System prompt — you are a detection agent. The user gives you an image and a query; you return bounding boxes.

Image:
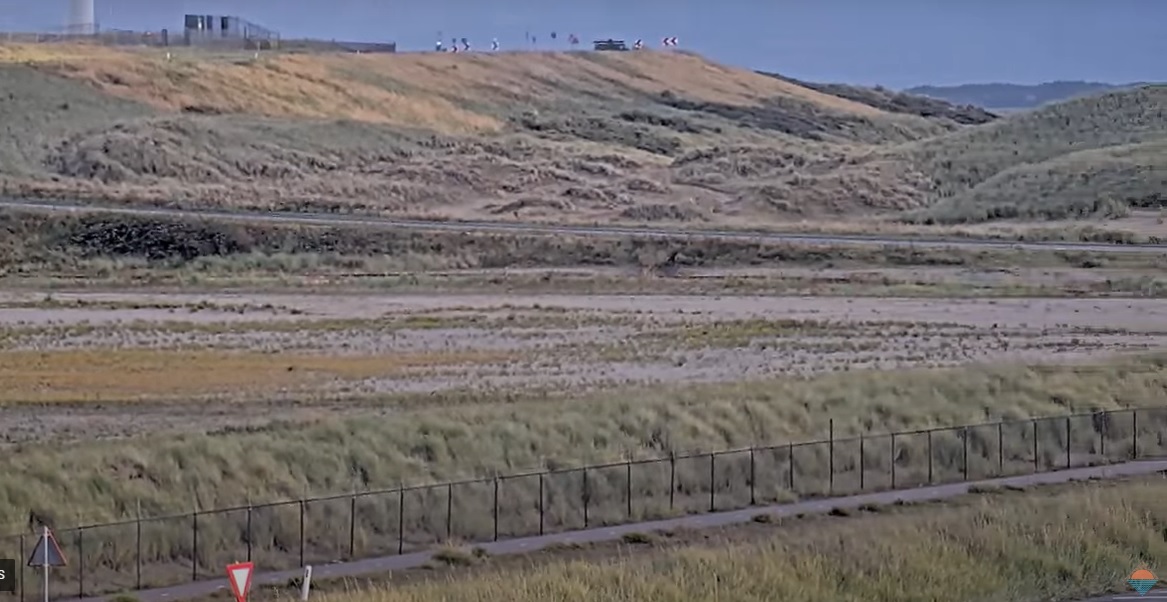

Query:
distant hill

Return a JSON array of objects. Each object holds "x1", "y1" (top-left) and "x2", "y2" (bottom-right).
[{"x1": 903, "y1": 81, "x2": 1148, "y2": 111}]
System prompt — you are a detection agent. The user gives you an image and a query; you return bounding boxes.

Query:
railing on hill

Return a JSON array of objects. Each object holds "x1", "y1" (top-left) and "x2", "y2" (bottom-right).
[
  {"x1": 1, "y1": 29, "x2": 172, "y2": 46},
  {"x1": 2, "y1": 406, "x2": 1164, "y2": 600},
  {"x1": 0, "y1": 30, "x2": 399, "y2": 53},
  {"x1": 0, "y1": 28, "x2": 276, "y2": 50}
]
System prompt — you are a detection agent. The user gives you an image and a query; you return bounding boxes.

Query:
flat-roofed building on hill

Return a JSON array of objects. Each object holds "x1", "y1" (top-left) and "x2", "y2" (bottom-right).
[{"x1": 182, "y1": 14, "x2": 279, "y2": 49}]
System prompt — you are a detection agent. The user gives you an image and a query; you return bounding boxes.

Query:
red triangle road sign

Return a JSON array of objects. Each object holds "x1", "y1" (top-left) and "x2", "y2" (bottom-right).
[{"x1": 226, "y1": 561, "x2": 254, "y2": 602}]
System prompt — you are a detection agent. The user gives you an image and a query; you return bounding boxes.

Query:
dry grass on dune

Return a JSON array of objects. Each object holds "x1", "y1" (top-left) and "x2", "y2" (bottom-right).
[
  {"x1": 0, "y1": 44, "x2": 891, "y2": 137},
  {"x1": 3, "y1": 42, "x2": 1164, "y2": 228},
  {"x1": 0, "y1": 43, "x2": 1010, "y2": 225},
  {"x1": 0, "y1": 45, "x2": 500, "y2": 135},
  {"x1": 0, "y1": 356, "x2": 1163, "y2": 596},
  {"x1": 592, "y1": 50, "x2": 887, "y2": 115},
  {"x1": 301, "y1": 477, "x2": 1167, "y2": 602},
  {"x1": 1, "y1": 356, "x2": 1164, "y2": 531}
]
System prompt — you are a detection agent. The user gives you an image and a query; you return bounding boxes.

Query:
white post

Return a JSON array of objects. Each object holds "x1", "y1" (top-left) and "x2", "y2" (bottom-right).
[
  {"x1": 300, "y1": 565, "x2": 312, "y2": 602},
  {"x1": 42, "y1": 526, "x2": 48, "y2": 602}
]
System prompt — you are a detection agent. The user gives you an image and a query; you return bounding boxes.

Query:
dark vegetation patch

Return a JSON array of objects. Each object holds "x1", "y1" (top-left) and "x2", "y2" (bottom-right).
[
  {"x1": 619, "y1": 203, "x2": 706, "y2": 222},
  {"x1": 0, "y1": 210, "x2": 1107, "y2": 274},
  {"x1": 615, "y1": 110, "x2": 710, "y2": 134},
  {"x1": 514, "y1": 111, "x2": 683, "y2": 155},
  {"x1": 654, "y1": 90, "x2": 939, "y2": 144},
  {"x1": 759, "y1": 72, "x2": 998, "y2": 126}
]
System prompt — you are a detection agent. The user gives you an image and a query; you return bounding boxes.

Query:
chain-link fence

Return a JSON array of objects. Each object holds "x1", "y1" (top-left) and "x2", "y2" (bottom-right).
[
  {"x1": 0, "y1": 29, "x2": 173, "y2": 46},
  {"x1": 0, "y1": 29, "x2": 403, "y2": 53},
  {"x1": 2, "y1": 406, "x2": 1163, "y2": 600}
]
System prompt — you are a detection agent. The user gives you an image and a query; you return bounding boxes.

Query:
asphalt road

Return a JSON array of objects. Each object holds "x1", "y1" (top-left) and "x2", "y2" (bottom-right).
[
  {"x1": 58, "y1": 459, "x2": 1167, "y2": 602},
  {"x1": 4, "y1": 198, "x2": 1167, "y2": 254}
]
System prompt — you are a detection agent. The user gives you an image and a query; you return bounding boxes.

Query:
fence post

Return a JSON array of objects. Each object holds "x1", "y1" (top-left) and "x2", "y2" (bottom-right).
[
  {"x1": 1065, "y1": 416, "x2": 1072, "y2": 469},
  {"x1": 78, "y1": 528, "x2": 84, "y2": 598},
  {"x1": 397, "y1": 487, "x2": 405, "y2": 555},
  {"x1": 962, "y1": 427, "x2": 969, "y2": 480},
  {"x1": 859, "y1": 434, "x2": 865, "y2": 491},
  {"x1": 749, "y1": 446, "x2": 756, "y2": 506},
  {"x1": 927, "y1": 429, "x2": 934, "y2": 484},
  {"x1": 708, "y1": 452, "x2": 716, "y2": 512},
  {"x1": 246, "y1": 502, "x2": 253, "y2": 563},
  {"x1": 446, "y1": 483, "x2": 453, "y2": 542},
  {"x1": 997, "y1": 421, "x2": 1004, "y2": 475},
  {"x1": 626, "y1": 459, "x2": 633, "y2": 519},
  {"x1": 669, "y1": 453, "x2": 676, "y2": 511},
  {"x1": 1100, "y1": 411, "x2": 1107, "y2": 459},
  {"x1": 1133, "y1": 409, "x2": 1139, "y2": 460},
  {"x1": 538, "y1": 473, "x2": 545, "y2": 535},
  {"x1": 582, "y1": 469, "x2": 590, "y2": 528},
  {"x1": 828, "y1": 419, "x2": 835, "y2": 495},
  {"x1": 350, "y1": 494, "x2": 357, "y2": 558},
  {"x1": 493, "y1": 477, "x2": 502, "y2": 541},
  {"x1": 191, "y1": 512, "x2": 198, "y2": 582},
  {"x1": 299, "y1": 500, "x2": 305, "y2": 568},
  {"x1": 1032, "y1": 419, "x2": 1038, "y2": 473},
  {"x1": 788, "y1": 442, "x2": 795, "y2": 494},
  {"x1": 136, "y1": 509, "x2": 143, "y2": 591},
  {"x1": 890, "y1": 434, "x2": 897, "y2": 489}
]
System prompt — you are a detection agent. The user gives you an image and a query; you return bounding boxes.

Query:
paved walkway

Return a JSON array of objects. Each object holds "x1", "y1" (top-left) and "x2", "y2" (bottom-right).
[{"x1": 63, "y1": 459, "x2": 1167, "y2": 602}]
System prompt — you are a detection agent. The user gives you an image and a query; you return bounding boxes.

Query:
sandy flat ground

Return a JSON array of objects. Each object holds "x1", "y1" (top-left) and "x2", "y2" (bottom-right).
[
  {"x1": 1, "y1": 290, "x2": 1164, "y2": 444},
  {"x1": 3, "y1": 290, "x2": 1166, "y2": 329}
]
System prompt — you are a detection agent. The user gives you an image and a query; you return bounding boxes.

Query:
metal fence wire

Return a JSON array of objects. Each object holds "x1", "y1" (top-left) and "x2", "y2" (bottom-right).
[{"x1": 3, "y1": 407, "x2": 1161, "y2": 600}]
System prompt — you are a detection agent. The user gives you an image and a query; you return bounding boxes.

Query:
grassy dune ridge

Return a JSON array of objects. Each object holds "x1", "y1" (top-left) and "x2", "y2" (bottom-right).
[
  {"x1": 7, "y1": 357, "x2": 1165, "y2": 525},
  {"x1": 0, "y1": 357, "x2": 1164, "y2": 596},
  {"x1": 1, "y1": 44, "x2": 1164, "y2": 229},
  {"x1": 301, "y1": 477, "x2": 1167, "y2": 602},
  {"x1": 907, "y1": 85, "x2": 1167, "y2": 223}
]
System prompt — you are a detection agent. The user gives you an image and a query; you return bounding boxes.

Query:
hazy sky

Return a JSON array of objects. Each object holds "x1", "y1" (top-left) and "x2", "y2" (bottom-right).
[{"x1": 4, "y1": 0, "x2": 1166, "y2": 88}]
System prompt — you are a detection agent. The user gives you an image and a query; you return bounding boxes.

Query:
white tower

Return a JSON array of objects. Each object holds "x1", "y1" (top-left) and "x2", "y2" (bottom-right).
[{"x1": 67, "y1": 0, "x2": 96, "y2": 34}]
